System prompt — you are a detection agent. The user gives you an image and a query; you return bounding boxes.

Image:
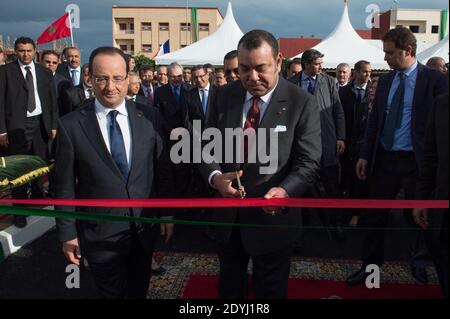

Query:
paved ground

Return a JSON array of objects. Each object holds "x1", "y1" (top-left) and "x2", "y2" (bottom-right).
[{"x1": 0, "y1": 211, "x2": 421, "y2": 298}]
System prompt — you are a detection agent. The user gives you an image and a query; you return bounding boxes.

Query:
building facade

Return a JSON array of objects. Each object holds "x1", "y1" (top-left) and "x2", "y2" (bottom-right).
[
  {"x1": 372, "y1": 8, "x2": 449, "y2": 45},
  {"x1": 112, "y1": 6, "x2": 223, "y2": 58}
]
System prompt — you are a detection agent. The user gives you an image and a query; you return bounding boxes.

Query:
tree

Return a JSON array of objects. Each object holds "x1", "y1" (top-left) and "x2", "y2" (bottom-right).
[{"x1": 133, "y1": 54, "x2": 155, "y2": 72}]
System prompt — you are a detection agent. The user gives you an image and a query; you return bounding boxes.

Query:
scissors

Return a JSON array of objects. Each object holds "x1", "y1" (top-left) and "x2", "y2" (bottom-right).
[{"x1": 235, "y1": 171, "x2": 246, "y2": 199}]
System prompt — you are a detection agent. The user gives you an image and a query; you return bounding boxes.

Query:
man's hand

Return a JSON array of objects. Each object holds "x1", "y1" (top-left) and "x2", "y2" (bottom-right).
[
  {"x1": 263, "y1": 187, "x2": 288, "y2": 215},
  {"x1": 62, "y1": 238, "x2": 81, "y2": 265},
  {"x1": 356, "y1": 159, "x2": 368, "y2": 181},
  {"x1": 336, "y1": 140, "x2": 346, "y2": 155},
  {"x1": 212, "y1": 171, "x2": 244, "y2": 198},
  {"x1": 413, "y1": 208, "x2": 429, "y2": 230},
  {"x1": 0, "y1": 134, "x2": 8, "y2": 148},
  {"x1": 51, "y1": 129, "x2": 57, "y2": 140},
  {"x1": 160, "y1": 223, "x2": 174, "y2": 243}
]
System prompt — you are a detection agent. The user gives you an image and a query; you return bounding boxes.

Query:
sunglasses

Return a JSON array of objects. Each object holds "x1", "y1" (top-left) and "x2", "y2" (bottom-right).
[{"x1": 45, "y1": 60, "x2": 58, "y2": 65}]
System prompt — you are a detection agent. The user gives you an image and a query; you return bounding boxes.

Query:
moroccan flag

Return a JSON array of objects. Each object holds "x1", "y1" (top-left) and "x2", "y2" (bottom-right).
[{"x1": 37, "y1": 12, "x2": 71, "y2": 45}]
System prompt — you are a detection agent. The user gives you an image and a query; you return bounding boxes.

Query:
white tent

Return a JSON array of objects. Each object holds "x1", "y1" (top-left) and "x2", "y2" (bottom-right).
[
  {"x1": 367, "y1": 39, "x2": 434, "y2": 55},
  {"x1": 292, "y1": 1, "x2": 389, "y2": 70},
  {"x1": 155, "y1": 2, "x2": 243, "y2": 66},
  {"x1": 417, "y1": 35, "x2": 449, "y2": 64}
]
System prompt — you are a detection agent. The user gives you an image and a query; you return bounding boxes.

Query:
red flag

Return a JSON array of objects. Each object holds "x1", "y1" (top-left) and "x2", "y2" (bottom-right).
[{"x1": 37, "y1": 12, "x2": 71, "y2": 45}]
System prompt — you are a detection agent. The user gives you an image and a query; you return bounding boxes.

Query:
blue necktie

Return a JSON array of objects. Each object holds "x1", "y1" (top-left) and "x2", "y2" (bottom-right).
[
  {"x1": 307, "y1": 77, "x2": 315, "y2": 95},
  {"x1": 356, "y1": 87, "x2": 364, "y2": 104},
  {"x1": 108, "y1": 110, "x2": 129, "y2": 179},
  {"x1": 173, "y1": 86, "x2": 180, "y2": 102},
  {"x1": 71, "y1": 69, "x2": 79, "y2": 86},
  {"x1": 201, "y1": 89, "x2": 208, "y2": 115},
  {"x1": 383, "y1": 72, "x2": 406, "y2": 150}
]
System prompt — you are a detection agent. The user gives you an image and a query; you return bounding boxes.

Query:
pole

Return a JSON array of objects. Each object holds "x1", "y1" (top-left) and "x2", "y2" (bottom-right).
[
  {"x1": 186, "y1": 0, "x2": 189, "y2": 45},
  {"x1": 67, "y1": 9, "x2": 74, "y2": 47}
]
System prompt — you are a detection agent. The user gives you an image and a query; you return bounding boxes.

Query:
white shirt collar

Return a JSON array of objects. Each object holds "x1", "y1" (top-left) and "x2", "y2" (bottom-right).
[
  {"x1": 245, "y1": 80, "x2": 278, "y2": 104},
  {"x1": 18, "y1": 60, "x2": 34, "y2": 70},
  {"x1": 200, "y1": 83, "x2": 210, "y2": 92},
  {"x1": 68, "y1": 65, "x2": 81, "y2": 72},
  {"x1": 95, "y1": 98, "x2": 128, "y2": 118}
]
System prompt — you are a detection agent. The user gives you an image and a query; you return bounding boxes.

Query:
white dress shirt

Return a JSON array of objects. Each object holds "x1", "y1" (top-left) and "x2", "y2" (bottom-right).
[
  {"x1": 18, "y1": 60, "x2": 43, "y2": 117},
  {"x1": 95, "y1": 99, "x2": 132, "y2": 166}
]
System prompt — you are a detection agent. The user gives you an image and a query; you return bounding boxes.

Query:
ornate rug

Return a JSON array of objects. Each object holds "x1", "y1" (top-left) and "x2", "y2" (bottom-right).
[{"x1": 148, "y1": 252, "x2": 442, "y2": 299}]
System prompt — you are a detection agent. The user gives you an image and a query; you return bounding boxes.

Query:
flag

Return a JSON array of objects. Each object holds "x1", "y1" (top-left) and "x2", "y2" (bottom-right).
[
  {"x1": 37, "y1": 12, "x2": 71, "y2": 45},
  {"x1": 156, "y1": 40, "x2": 170, "y2": 57}
]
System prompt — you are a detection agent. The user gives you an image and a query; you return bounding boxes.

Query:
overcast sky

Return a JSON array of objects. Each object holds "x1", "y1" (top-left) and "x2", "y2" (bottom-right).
[{"x1": 0, "y1": 0, "x2": 448, "y2": 62}]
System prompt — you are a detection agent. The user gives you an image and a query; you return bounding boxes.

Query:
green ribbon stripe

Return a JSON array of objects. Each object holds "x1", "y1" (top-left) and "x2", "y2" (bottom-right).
[{"x1": 0, "y1": 205, "x2": 446, "y2": 231}]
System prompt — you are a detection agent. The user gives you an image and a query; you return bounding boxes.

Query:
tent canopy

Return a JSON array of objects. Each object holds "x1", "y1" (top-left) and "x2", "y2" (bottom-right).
[
  {"x1": 292, "y1": 1, "x2": 389, "y2": 70},
  {"x1": 155, "y1": 2, "x2": 243, "y2": 66},
  {"x1": 417, "y1": 35, "x2": 449, "y2": 64}
]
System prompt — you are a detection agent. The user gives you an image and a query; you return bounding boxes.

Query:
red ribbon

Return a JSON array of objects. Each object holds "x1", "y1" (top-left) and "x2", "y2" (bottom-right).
[{"x1": 0, "y1": 198, "x2": 447, "y2": 209}]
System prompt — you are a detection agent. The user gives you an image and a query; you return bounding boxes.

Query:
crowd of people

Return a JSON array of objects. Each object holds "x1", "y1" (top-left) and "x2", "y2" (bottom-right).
[{"x1": 0, "y1": 26, "x2": 448, "y2": 299}]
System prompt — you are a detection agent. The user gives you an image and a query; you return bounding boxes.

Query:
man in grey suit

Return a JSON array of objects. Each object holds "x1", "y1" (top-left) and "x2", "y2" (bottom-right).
[
  {"x1": 201, "y1": 30, "x2": 321, "y2": 298},
  {"x1": 53, "y1": 47, "x2": 174, "y2": 298},
  {"x1": 289, "y1": 49, "x2": 346, "y2": 240}
]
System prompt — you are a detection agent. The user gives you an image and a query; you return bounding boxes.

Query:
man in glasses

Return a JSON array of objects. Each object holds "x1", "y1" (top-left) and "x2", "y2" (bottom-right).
[
  {"x1": 154, "y1": 62, "x2": 191, "y2": 199},
  {"x1": 41, "y1": 50, "x2": 70, "y2": 100},
  {"x1": 223, "y1": 50, "x2": 240, "y2": 83},
  {"x1": 53, "y1": 46, "x2": 174, "y2": 298},
  {"x1": 59, "y1": 64, "x2": 94, "y2": 116}
]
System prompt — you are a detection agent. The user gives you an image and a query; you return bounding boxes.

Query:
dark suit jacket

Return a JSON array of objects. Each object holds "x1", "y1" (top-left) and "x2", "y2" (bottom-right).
[
  {"x1": 56, "y1": 63, "x2": 72, "y2": 83},
  {"x1": 137, "y1": 85, "x2": 155, "y2": 107},
  {"x1": 0, "y1": 61, "x2": 58, "y2": 149},
  {"x1": 59, "y1": 84, "x2": 90, "y2": 117},
  {"x1": 153, "y1": 83, "x2": 189, "y2": 136},
  {"x1": 54, "y1": 100, "x2": 174, "y2": 263},
  {"x1": 339, "y1": 80, "x2": 372, "y2": 162},
  {"x1": 360, "y1": 63, "x2": 448, "y2": 174},
  {"x1": 289, "y1": 72, "x2": 346, "y2": 167},
  {"x1": 185, "y1": 85, "x2": 217, "y2": 129},
  {"x1": 200, "y1": 78, "x2": 322, "y2": 255},
  {"x1": 416, "y1": 92, "x2": 449, "y2": 201}
]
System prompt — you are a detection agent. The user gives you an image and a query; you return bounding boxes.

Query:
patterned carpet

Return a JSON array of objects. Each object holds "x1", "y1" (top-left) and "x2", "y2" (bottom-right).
[{"x1": 148, "y1": 252, "x2": 441, "y2": 299}]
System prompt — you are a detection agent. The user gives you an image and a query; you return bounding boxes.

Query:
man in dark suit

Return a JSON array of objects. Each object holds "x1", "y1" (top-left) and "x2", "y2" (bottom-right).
[
  {"x1": 346, "y1": 27, "x2": 448, "y2": 285},
  {"x1": 413, "y1": 92, "x2": 449, "y2": 298},
  {"x1": 59, "y1": 64, "x2": 94, "y2": 117},
  {"x1": 40, "y1": 50, "x2": 71, "y2": 99},
  {"x1": 53, "y1": 47, "x2": 174, "y2": 298},
  {"x1": 200, "y1": 30, "x2": 321, "y2": 298},
  {"x1": 56, "y1": 47, "x2": 81, "y2": 86},
  {"x1": 0, "y1": 37, "x2": 58, "y2": 228},
  {"x1": 154, "y1": 62, "x2": 191, "y2": 198},
  {"x1": 289, "y1": 49, "x2": 346, "y2": 240},
  {"x1": 137, "y1": 64, "x2": 155, "y2": 107},
  {"x1": 127, "y1": 71, "x2": 148, "y2": 106},
  {"x1": 339, "y1": 60, "x2": 372, "y2": 207}
]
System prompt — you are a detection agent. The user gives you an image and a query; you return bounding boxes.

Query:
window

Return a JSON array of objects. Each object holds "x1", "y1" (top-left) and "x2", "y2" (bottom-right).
[
  {"x1": 119, "y1": 23, "x2": 127, "y2": 31},
  {"x1": 432, "y1": 25, "x2": 439, "y2": 34},
  {"x1": 130, "y1": 44, "x2": 134, "y2": 52},
  {"x1": 119, "y1": 45, "x2": 127, "y2": 51},
  {"x1": 409, "y1": 25, "x2": 419, "y2": 33},
  {"x1": 159, "y1": 23, "x2": 169, "y2": 31},
  {"x1": 180, "y1": 23, "x2": 191, "y2": 31},
  {"x1": 142, "y1": 44, "x2": 152, "y2": 52},
  {"x1": 199, "y1": 23, "x2": 209, "y2": 31},
  {"x1": 142, "y1": 22, "x2": 152, "y2": 31},
  {"x1": 130, "y1": 23, "x2": 134, "y2": 30}
]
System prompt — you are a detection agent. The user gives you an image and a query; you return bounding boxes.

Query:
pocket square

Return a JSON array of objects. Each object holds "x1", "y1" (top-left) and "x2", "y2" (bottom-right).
[{"x1": 274, "y1": 125, "x2": 287, "y2": 132}]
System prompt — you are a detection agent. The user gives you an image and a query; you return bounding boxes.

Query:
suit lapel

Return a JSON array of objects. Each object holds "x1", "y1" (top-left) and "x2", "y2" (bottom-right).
[
  {"x1": 35, "y1": 65, "x2": 47, "y2": 103},
  {"x1": 12, "y1": 61, "x2": 28, "y2": 91},
  {"x1": 259, "y1": 79, "x2": 288, "y2": 129},
  {"x1": 412, "y1": 63, "x2": 426, "y2": 111},
  {"x1": 227, "y1": 83, "x2": 246, "y2": 129},
  {"x1": 126, "y1": 101, "x2": 145, "y2": 184},
  {"x1": 78, "y1": 102, "x2": 124, "y2": 181}
]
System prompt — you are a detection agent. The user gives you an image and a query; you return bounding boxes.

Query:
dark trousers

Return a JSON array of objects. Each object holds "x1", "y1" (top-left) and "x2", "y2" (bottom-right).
[
  {"x1": 423, "y1": 209, "x2": 448, "y2": 297},
  {"x1": 319, "y1": 165, "x2": 344, "y2": 226},
  {"x1": 8, "y1": 115, "x2": 49, "y2": 199},
  {"x1": 360, "y1": 147, "x2": 418, "y2": 266},
  {"x1": 87, "y1": 228, "x2": 153, "y2": 299},
  {"x1": 217, "y1": 227, "x2": 293, "y2": 299}
]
